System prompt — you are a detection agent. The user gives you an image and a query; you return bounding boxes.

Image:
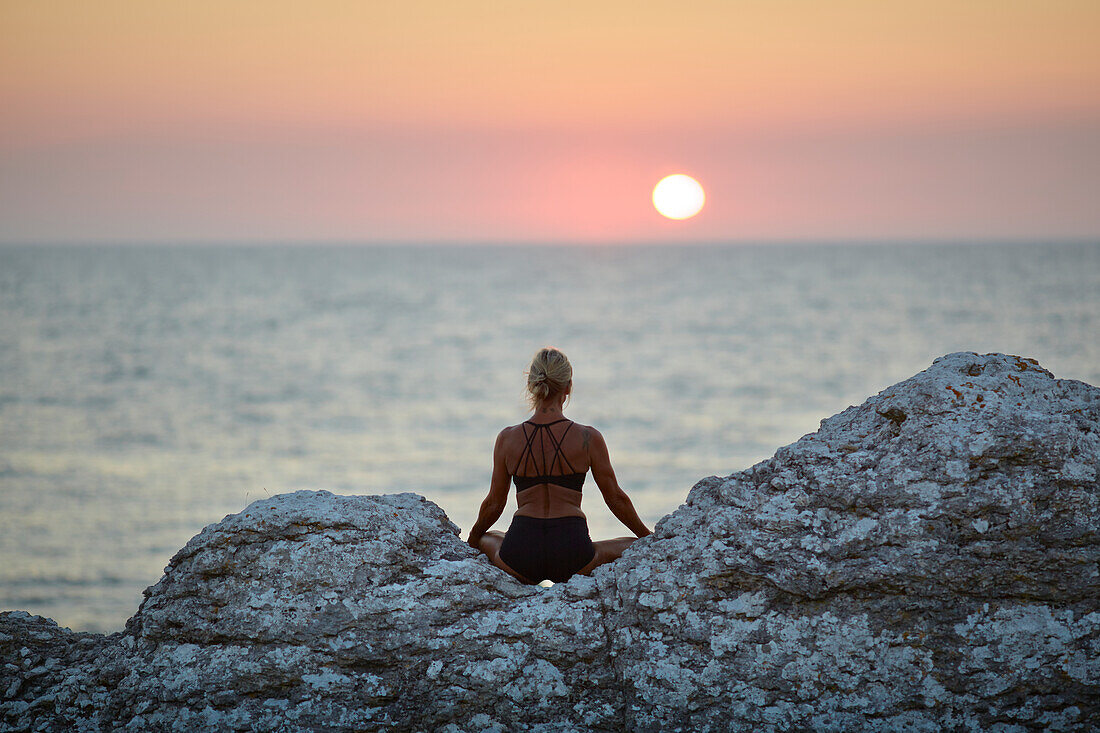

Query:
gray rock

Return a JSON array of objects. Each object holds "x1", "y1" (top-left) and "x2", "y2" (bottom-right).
[{"x1": 2, "y1": 352, "x2": 1098, "y2": 731}]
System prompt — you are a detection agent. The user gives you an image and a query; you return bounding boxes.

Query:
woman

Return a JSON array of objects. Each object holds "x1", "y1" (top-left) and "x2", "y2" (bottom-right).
[{"x1": 467, "y1": 347, "x2": 652, "y2": 584}]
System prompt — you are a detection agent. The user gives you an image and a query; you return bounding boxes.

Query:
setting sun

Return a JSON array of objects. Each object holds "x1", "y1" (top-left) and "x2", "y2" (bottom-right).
[{"x1": 652, "y1": 174, "x2": 705, "y2": 220}]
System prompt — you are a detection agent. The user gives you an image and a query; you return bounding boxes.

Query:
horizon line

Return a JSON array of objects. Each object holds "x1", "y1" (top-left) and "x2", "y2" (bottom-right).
[{"x1": 3, "y1": 237, "x2": 1099, "y2": 249}]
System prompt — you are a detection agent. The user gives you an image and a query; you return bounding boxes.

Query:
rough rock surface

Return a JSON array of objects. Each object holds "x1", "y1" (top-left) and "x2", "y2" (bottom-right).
[{"x1": 2, "y1": 352, "x2": 1098, "y2": 732}]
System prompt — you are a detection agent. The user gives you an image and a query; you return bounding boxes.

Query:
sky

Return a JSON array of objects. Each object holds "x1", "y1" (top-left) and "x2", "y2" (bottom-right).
[{"x1": 2, "y1": 1, "x2": 1098, "y2": 244}]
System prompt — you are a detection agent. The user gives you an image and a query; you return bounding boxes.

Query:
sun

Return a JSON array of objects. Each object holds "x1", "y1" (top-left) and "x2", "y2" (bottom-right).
[{"x1": 652, "y1": 174, "x2": 705, "y2": 220}]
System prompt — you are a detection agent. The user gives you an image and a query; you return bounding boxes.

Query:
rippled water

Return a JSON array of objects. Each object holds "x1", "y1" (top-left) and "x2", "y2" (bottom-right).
[{"x1": 1, "y1": 242, "x2": 1097, "y2": 631}]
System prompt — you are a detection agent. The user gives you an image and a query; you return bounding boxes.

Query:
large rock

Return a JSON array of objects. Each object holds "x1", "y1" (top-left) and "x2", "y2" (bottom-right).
[
  {"x1": 609, "y1": 352, "x2": 1099, "y2": 731},
  {"x1": 2, "y1": 352, "x2": 1098, "y2": 731}
]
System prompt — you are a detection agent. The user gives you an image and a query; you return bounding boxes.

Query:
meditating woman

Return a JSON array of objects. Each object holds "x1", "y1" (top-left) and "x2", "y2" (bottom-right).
[{"x1": 467, "y1": 347, "x2": 652, "y2": 583}]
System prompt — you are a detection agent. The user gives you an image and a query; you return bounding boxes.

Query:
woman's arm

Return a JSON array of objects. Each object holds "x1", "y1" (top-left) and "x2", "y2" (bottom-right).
[
  {"x1": 467, "y1": 430, "x2": 512, "y2": 547},
  {"x1": 586, "y1": 427, "x2": 652, "y2": 538}
]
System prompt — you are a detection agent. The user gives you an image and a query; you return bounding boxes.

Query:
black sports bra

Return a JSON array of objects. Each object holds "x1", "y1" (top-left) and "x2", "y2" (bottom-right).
[{"x1": 511, "y1": 419, "x2": 586, "y2": 493}]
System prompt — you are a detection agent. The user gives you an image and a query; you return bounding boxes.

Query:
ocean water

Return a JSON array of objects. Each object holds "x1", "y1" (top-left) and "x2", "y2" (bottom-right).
[{"x1": 1, "y1": 242, "x2": 1097, "y2": 632}]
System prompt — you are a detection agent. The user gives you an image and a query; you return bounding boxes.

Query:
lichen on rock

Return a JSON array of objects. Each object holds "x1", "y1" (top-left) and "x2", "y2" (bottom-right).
[{"x1": 2, "y1": 352, "x2": 1098, "y2": 731}]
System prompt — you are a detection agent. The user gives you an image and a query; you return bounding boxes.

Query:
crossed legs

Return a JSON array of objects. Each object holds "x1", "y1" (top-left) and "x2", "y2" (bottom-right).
[
  {"x1": 476, "y1": 530, "x2": 637, "y2": 585},
  {"x1": 578, "y1": 536, "x2": 637, "y2": 576}
]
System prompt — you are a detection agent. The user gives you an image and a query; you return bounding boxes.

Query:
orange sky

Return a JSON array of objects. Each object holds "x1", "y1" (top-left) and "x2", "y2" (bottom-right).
[{"x1": 2, "y1": 1, "x2": 1098, "y2": 242}]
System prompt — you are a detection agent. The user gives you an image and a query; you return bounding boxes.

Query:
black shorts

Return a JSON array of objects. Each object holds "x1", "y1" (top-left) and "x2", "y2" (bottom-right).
[{"x1": 498, "y1": 515, "x2": 596, "y2": 583}]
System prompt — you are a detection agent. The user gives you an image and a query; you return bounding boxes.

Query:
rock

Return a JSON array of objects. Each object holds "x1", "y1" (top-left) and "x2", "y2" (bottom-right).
[
  {"x1": 2, "y1": 352, "x2": 1098, "y2": 731},
  {"x1": 608, "y1": 352, "x2": 1099, "y2": 731}
]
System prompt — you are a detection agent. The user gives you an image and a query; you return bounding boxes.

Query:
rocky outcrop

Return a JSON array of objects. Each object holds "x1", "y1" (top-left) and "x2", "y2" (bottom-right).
[{"x1": 2, "y1": 352, "x2": 1098, "y2": 732}]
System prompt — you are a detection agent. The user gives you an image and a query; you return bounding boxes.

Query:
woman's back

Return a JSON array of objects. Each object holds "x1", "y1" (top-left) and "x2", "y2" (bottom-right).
[
  {"x1": 500, "y1": 418, "x2": 591, "y2": 519},
  {"x1": 467, "y1": 346, "x2": 650, "y2": 584}
]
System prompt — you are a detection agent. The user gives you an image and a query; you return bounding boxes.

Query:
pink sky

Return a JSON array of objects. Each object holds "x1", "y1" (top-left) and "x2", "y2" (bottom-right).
[{"x1": 2, "y1": 1, "x2": 1098, "y2": 243}]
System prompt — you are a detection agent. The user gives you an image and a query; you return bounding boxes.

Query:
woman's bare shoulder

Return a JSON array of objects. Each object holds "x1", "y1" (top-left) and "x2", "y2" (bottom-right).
[
  {"x1": 496, "y1": 422, "x2": 528, "y2": 444},
  {"x1": 571, "y1": 422, "x2": 605, "y2": 450}
]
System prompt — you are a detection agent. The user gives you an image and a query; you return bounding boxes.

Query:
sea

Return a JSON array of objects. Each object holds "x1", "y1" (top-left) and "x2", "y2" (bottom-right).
[{"x1": 1, "y1": 241, "x2": 1097, "y2": 632}]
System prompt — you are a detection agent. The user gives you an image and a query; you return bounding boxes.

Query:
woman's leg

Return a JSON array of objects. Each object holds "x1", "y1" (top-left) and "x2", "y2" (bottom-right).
[
  {"x1": 578, "y1": 536, "x2": 636, "y2": 575},
  {"x1": 477, "y1": 530, "x2": 533, "y2": 584}
]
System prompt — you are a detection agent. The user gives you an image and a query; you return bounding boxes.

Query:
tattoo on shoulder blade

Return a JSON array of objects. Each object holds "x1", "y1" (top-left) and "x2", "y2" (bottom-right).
[{"x1": 582, "y1": 428, "x2": 591, "y2": 451}]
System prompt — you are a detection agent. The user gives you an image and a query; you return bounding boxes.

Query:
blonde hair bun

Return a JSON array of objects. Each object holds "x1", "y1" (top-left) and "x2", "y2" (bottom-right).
[{"x1": 525, "y1": 347, "x2": 572, "y2": 408}]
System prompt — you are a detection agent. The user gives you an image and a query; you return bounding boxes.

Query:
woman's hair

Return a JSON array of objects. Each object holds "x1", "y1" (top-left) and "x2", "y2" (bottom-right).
[{"x1": 525, "y1": 347, "x2": 572, "y2": 408}]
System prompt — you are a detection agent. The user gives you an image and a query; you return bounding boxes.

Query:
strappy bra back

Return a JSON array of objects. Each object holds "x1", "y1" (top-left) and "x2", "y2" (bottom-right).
[{"x1": 512, "y1": 419, "x2": 586, "y2": 493}]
